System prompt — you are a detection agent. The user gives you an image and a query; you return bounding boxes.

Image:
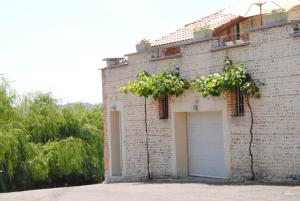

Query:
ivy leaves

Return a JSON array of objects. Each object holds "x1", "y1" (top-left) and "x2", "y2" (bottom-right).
[
  {"x1": 120, "y1": 69, "x2": 190, "y2": 100},
  {"x1": 151, "y1": 70, "x2": 190, "y2": 99},
  {"x1": 192, "y1": 74, "x2": 223, "y2": 97},
  {"x1": 120, "y1": 71, "x2": 153, "y2": 98},
  {"x1": 193, "y1": 57, "x2": 264, "y2": 99},
  {"x1": 121, "y1": 57, "x2": 263, "y2": 100}
]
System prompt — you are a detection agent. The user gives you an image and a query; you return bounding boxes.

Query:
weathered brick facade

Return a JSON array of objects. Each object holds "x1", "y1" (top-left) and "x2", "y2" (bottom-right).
[{"x1": 101, "y1": 8, "x2": 300, "y2": 182}]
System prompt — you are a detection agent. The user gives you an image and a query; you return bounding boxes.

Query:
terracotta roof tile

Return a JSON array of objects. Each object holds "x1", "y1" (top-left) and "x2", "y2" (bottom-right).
[{"x1": 151, "y1": 10, "x2": 238, "y2": 47}]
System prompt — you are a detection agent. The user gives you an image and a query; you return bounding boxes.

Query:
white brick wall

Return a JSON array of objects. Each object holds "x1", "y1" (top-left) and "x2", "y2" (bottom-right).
[{"x1": 102, "y1": 22, "x2": 300, "y2": 182}]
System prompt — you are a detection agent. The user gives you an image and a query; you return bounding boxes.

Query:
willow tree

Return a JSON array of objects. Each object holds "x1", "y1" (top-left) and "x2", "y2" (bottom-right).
[
  {"x1": 193, "y1": 57, "x2": 264, "y2": 180},
  {"x1": 120, "y1": 69, "x2": 189, "y2": 180}
]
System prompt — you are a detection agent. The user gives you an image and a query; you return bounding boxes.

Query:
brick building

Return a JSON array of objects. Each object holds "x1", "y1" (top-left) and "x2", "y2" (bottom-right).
[{"x1": 101, "y1": 1, "x2": 300, "y2": 182}]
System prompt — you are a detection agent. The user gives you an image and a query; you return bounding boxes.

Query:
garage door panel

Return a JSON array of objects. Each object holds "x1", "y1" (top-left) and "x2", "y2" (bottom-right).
[
  {"x1": 189, "y1": 135, "x2": 223, "y2": 142},
  {"x1": 189, "y1": 150, "x2": 225, "y2": 161},
  {"x1": 190, "y1": 155, "x2": 224, "y2": 165},
  {"x1": 188, "y1": 146, "x2": 224, "y2": 158},
  {"x1": 188, "y1": 139, "x2": 224, "y2": 146},
  {"x1": 189, "y1": 159, "x2": 225, "y2": 177},
  {"x1": 187, "y1": 112, "x2": 225, "y2": 178},
  {"x1": 189, "y1": 154, "x2": 224, "y2": 162}
]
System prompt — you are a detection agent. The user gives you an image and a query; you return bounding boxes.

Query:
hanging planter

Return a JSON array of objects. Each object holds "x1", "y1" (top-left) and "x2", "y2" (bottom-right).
[{"x1": 163, "y1": 47, "x2": 180, "y2": 56}]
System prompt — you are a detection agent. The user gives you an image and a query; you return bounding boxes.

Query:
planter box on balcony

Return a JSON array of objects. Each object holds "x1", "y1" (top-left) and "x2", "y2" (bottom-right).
[
  {"x1": 263, "y1": 12, "x2": 288, "y2": 26},
  {"x1": 136, "y1": 43, "x2": 151, "y2": 52},
  {"x1": 163, "y1": 47, "x2": 180, "y2": 56},
  {"x1": 193, "y1": 29, "x2": 213, "y2": 40}
]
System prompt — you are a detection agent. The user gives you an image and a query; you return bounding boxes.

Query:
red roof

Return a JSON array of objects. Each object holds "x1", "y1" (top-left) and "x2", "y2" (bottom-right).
[{"x1": 151, "y1": 10, "x2": 238, "y2": 47}]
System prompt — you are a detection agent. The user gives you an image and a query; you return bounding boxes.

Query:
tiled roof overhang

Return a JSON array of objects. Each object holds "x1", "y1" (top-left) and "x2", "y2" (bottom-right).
[{"x1": 151, "y1": 10, "x2": 240, "y2": 47}]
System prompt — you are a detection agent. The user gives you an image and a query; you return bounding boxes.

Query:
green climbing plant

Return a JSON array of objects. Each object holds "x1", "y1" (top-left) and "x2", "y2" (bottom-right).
[
  {"x1": 192, "y1": 57, "x2": 264, "y2": 180},
  {"x1": 193, "y1": 57, "x2": 263, "y2": 98},
  {"x1": 120, "y1": 69, "x2": 189, "y2": 180}
]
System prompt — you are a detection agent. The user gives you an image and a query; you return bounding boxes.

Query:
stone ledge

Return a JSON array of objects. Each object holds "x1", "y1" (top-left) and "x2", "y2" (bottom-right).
[
  {"x1": 247, "y1": 20, "x2": 300, "y2": 33},
  {"x1": 109, "y1": 63, "x2": 128, "y2": 68},
  {"x1": 149, "y1": 54, "x2": 182, "y2": 62},
  {"x1": 289, "y1": 31, "x2": 300, "y2": 37},
  {"x1": 101, "y1": 63, "x2": 129, "y2": 70},
  {"x1": 106, "y1": 176, "x2": 148, "y2": 183},
  {"x1": 209, "y1": 42, "x2": 250, "y2": 52}
]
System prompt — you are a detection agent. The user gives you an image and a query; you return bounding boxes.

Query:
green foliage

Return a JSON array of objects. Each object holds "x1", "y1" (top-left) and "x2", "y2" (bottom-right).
[
  {"x1": 45, "y1": 138, "x2": 88, "y2": 177},
  {"x1": 0, "y1": 131, "x2": 19, "y2": 178},
  {"x1": 23, "y1": 93, "x2": 65, "y2": 143},
  {"x1": 0, "y1": 78, "x2": 18, "y2": 130},
  {"x1": 139, "y1": 38, "x2": 151, "y2": 45},
  {"x1": 193, "y1": 57, "x2": 264, "y2": 99},
  {"x1": 0, "y1": 79, "x2": 104, "y2": 192},
  {"x1": 120, "y1": 69, "x2": 190, "y2": 99},
  {"x1": 193, "y1": 24, "x2": 211, "y2": 33},
  {"x1": 27, "y1": 143, "x2": 49, "y2": 181},
  {"x1": 192, "y1": 73, "x2": 223, "y2": 97},
  {"x1": 120, "y1": 71, "x2": 153, "y2": 98},
  {"x1": 151, "y1": 70, "x2": 190, "y2": 99}
]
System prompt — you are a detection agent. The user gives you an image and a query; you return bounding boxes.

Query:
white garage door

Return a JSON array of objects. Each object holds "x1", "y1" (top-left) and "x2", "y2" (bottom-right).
[{"x1": 187, "y1": 112, "x2": 225, "y2": 178}]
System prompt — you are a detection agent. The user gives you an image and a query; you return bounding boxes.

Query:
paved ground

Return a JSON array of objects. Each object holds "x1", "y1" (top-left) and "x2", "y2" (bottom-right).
[{"x1": 0, "y1": 182, "x2": 299, "y2": 201}]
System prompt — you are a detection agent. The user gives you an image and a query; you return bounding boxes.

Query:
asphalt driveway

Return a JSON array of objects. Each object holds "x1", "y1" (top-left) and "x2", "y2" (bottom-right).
[{"x1": 0, "y1": 182, "x2": 299, "y2": 201}]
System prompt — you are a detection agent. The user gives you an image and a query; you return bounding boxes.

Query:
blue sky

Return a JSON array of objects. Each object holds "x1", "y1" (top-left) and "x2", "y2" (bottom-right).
[{"x1": 0, "y1": 0, "x2": 240, "y2": 103}]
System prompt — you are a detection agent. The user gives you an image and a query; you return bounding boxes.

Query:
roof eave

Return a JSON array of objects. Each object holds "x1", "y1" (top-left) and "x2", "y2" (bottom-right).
[{"x1": 213, "y1": 16, "x2": 248, "y2": 36}]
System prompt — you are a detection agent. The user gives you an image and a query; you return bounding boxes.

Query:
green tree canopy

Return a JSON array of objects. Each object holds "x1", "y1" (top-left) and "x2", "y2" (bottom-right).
[
  {"x1": 120, "y1": 69, "x2": 190, "y2": 99},
  {"x1": 0, "y1": 79, "x2": 104, "y2": 192}
]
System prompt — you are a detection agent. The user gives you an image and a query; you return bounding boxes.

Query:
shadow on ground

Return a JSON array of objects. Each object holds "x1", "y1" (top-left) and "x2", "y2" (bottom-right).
[{"x1": 113, "y1": 176, "x2": 300, "y2": 187}]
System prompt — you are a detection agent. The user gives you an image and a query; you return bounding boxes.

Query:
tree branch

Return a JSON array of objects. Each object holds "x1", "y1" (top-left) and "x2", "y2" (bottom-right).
[
  {"x1": 246, "y1": 97, "x2": 255, "y2": 180},
  {"x1": 144, "y1": 97, "x2": 151, "y2": 180}
]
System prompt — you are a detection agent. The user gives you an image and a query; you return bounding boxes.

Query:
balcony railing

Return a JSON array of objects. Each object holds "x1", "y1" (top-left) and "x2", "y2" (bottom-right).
[{"x1": 211, "y1": 33, "x2": 250, "y2": 51}]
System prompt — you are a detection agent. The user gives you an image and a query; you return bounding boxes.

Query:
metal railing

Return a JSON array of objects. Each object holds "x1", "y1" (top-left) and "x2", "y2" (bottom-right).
[{"x1": 211, "y1": 33, "x2": 250, "y2": 49}]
